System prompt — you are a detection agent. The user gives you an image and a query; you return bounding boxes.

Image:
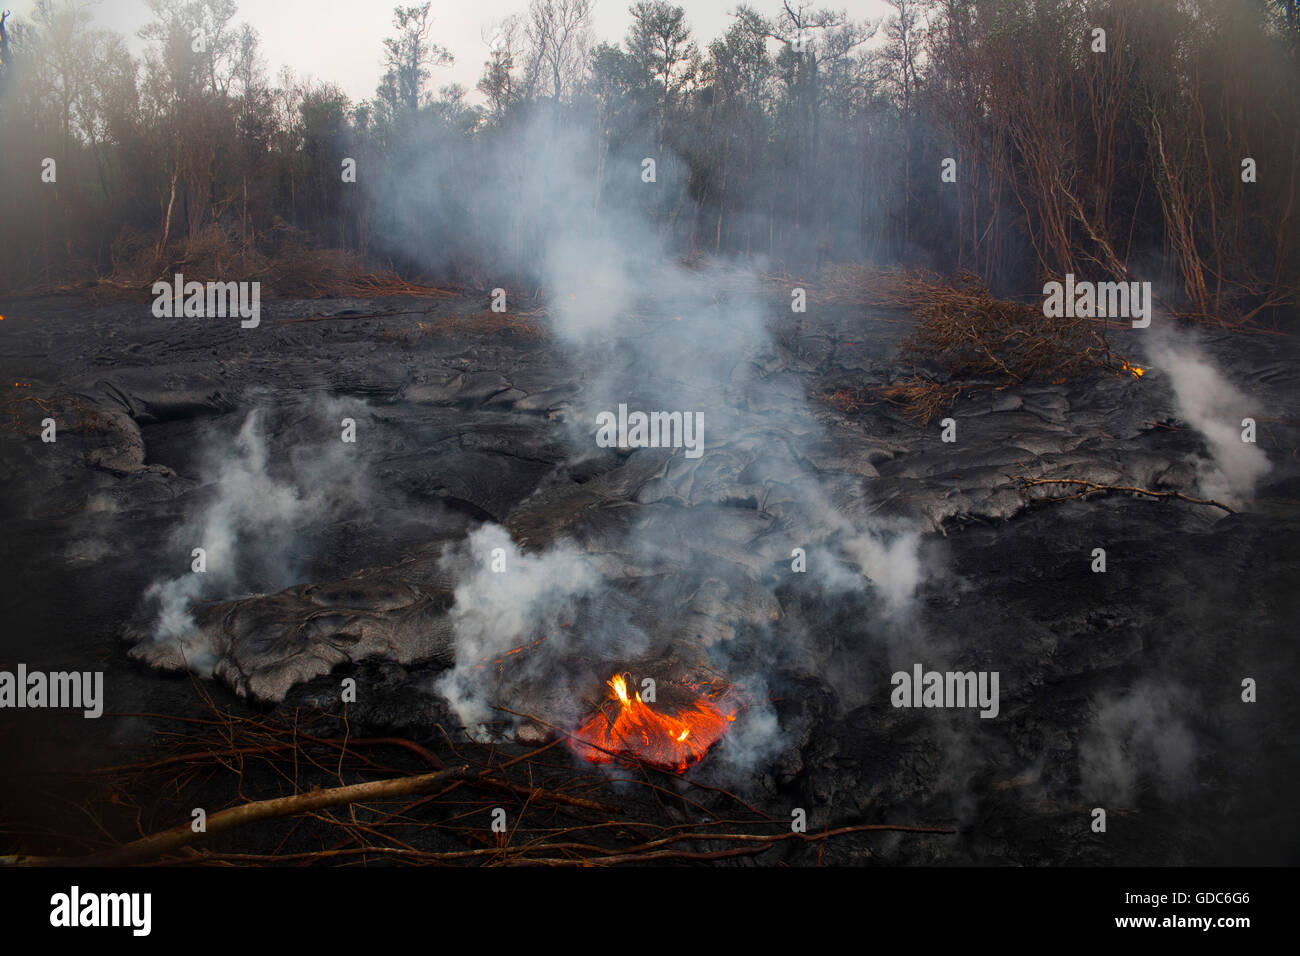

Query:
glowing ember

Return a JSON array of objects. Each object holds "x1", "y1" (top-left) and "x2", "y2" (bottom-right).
[
  {"x1": 1121, "y1": 361, "x2": 1145, "y2": 378},
  {"x1": 568, "y1": 673, "x2": 739, "y2": 773}
]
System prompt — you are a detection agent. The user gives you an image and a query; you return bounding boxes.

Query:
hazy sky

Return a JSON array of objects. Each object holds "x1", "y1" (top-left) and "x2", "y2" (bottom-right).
[{"x1": 15, "y1": 0, "x2": 893, "y2": 105}]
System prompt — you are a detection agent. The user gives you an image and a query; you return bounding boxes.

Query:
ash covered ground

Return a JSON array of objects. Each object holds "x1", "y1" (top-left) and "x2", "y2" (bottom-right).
[{"x1": 1, "y1": 285, "x2": 1298, "y2": 865}]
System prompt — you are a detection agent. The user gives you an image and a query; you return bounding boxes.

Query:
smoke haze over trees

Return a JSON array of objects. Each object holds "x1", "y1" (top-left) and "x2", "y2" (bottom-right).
[{"x1": 0, "y1": 0, "x2": 1297, "y2": 320}]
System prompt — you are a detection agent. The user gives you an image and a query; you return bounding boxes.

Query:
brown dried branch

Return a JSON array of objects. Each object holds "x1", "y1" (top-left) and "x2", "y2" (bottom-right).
[
  {"x1": 6, "y1": 692, "x2": 956, "y2": 868},
  {"x1": 800, "y1": 270, "x2": 1128, "y2": 425},
  {"x1": 1010, "y1": 474, "x2": 1236, "y2": 514},
  {"x1": 53, "y1": 764, "x2": 477, "y2": 866}
]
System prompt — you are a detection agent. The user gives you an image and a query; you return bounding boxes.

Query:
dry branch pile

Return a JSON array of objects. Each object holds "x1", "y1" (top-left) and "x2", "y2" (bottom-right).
[
  {"x1": 807, "y1": 267, "x2": 1126, "y2": 424},
  {"x1": 269, "y1": 247, "x2": 458, "y2": 299},
  {"x1": 43, "y1": 225, "x2": 459, "y2": 302},
  {"x1": 898, "y1": 274, "x2": 1113, "y2": 382},
  {"x1": 1, "y1": 687, "x2": 952, "y2": 867}
]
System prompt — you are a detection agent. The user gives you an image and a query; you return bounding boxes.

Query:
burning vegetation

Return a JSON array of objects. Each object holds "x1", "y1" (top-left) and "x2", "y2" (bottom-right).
[{"x1": 568, "y1": 673, "x2": 741, "y2": 773}]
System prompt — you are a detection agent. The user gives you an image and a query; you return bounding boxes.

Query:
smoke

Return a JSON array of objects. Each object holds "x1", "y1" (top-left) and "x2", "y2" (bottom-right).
[
  {"x1": 542, "y1": 233, "x2": 646, "y2": 342},
  {"x1": 1147, "y1": 330, "x2": 1269, "y2": 505},
  {"x1": 65, "y1": 493, "x2": 121, "y2": 567},
  {"x1": 395, "y1": 108, "x2": 928, "y2": 773},
  {"x1": 790, "y1": 476, "x2": 926, "y2": 621},
  {"x1": 822, "y1": 520, "x2": 924, "y2": 617},
  {"x1": 433, "y1": 524, "x2": 603, "y2": 735},
  {"x1": 138, "y1": 400, "x2": 375, "y2": 673},
  {"x1": 713, "y1": 679, "x2": 784, "y2": 778},
  {"x1": 110, "y1": 100, "x2": 931, "y2": 783},
  {"x1": 1079, "y1": 680, "x2": 1198, "y2": 804}
]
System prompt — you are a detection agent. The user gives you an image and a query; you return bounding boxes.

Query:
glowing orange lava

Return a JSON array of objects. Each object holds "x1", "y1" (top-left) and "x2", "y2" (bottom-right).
[{"x1": 568, "y1": 673, "x2": 738, "y2": 773}]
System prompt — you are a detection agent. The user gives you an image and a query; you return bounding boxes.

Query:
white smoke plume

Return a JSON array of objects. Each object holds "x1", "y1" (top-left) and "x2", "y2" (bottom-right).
[
  {"x1": 1079, "y1": 680, "x2": 1198, "y2": 804},
  {"x1": 412, "y1": 110, "x2": 928, "y2": 756},
  {"x1": 140, "y1": 401, "x2": 374, "y2": 672},
  {"x1": 1147, "y1": 331, "x2": 1269, "y2": 505},
  {"x1": 833, "y1": 524, "x2": 925, "y2": 615},
  {"x1": 434, "y1": 524, "x2": 603, "y2": 735}
]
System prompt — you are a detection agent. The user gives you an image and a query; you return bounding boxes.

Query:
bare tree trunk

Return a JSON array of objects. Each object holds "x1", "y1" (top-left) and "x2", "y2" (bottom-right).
[
  {"x1": 1149, "y1": 111, "x2": 1210, "y2": 314},
  {"x1": 157, "y1": 169, "x2": 179, "y2": 262},
  {"x1": 715, "y1": 138, "x2": 729, "y2": 254}
]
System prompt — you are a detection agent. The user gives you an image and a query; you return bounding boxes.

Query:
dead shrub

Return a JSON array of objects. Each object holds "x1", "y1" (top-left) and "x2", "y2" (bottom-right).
[
  {"x1": 809, "y1": 269, "x2": 1130, "y2": 424},
  {"x1": 78, "y1": 224, "x2": 456, "y2": 302}
]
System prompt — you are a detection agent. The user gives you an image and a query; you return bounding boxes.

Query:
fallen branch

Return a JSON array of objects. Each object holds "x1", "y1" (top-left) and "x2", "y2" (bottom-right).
[
  {"x1": 34, "y1": 764, "x2": 475, "y2": 866},
  {"x1": 176, "y1": 823, "x2": 957, "y2": 867},
  {"x1": 6, "y1": 695, "x2": 954, "y2": 867},
  {"x1": 1010, "y1": 475, "x2": 1237, "y2": 514}
]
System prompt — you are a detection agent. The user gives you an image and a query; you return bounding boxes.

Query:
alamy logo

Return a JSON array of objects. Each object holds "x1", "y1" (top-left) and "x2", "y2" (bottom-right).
[
  {"x1": 595, "y1": 404, "x2": 704, "y2": 459},
  {"x1": 1042, "y1": 273, "x2": 1151, "y2": 328},
  {"x1": 0, "y1": 664, "x2": 103, "y2": 718},
  {"x1": 891, "y1": 664, "x2": 1000, "y2": 718},
  {"x1": 151, "y1": 273, "x2": 260, "y2": 328},
  {"x1": 50, "y1": 886, "x2": 151, "y2": 936}
]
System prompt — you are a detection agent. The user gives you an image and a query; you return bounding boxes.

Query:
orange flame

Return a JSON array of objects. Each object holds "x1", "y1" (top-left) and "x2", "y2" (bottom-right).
[
  {"x1": 1121, "y1": 361, "x2": 1145, "y2": 378},
  {"x1": 568, "y1": 673, "x2": 739, "y2": 773}
]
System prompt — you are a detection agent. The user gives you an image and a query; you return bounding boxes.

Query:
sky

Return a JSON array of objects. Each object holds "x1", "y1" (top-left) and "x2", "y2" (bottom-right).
[{"x1": 14, "y1": 0, "x2": 894, "y2": 105}]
